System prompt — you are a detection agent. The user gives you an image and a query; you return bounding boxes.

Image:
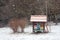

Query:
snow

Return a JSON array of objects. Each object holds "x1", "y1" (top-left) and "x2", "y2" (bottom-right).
[{"x1": 0, "y1": 23, "x2": 60, "y2": 40}]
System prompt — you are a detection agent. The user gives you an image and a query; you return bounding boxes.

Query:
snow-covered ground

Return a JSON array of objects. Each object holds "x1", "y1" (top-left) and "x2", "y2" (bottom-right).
[{"x1": 0, "y1": 23, "x2": 60, "y2": 40}]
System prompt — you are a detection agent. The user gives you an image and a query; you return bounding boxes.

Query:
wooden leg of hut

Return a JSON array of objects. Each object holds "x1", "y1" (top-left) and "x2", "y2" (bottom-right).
[
  {"x1": 45, "y1": 24, "x2": 49, "y2": 33},
  {"x1": 46, "y1": 24, "x2": 48, "y2": 32}
]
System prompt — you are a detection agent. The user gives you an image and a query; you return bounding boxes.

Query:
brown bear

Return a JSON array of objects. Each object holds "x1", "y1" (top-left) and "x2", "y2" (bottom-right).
[{"x1": 8, "y1": 18, "x2": 28, "y2": 33}]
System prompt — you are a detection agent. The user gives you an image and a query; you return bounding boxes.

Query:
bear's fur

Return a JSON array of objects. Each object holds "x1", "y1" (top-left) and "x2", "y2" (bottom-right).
[{"x1": 8, "y1": 18, "x2": 28, "y2": 33}]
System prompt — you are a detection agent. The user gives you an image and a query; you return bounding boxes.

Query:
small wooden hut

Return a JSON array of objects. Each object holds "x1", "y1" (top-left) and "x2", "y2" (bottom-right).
[{"x1": 30, "y1": 15, "x2": 48, "y2": 33}]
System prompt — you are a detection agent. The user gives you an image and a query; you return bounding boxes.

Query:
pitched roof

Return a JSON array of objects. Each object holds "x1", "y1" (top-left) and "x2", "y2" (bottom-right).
[{"x1": 30, "y1": 15, "x2": 47, "y2": 22}]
